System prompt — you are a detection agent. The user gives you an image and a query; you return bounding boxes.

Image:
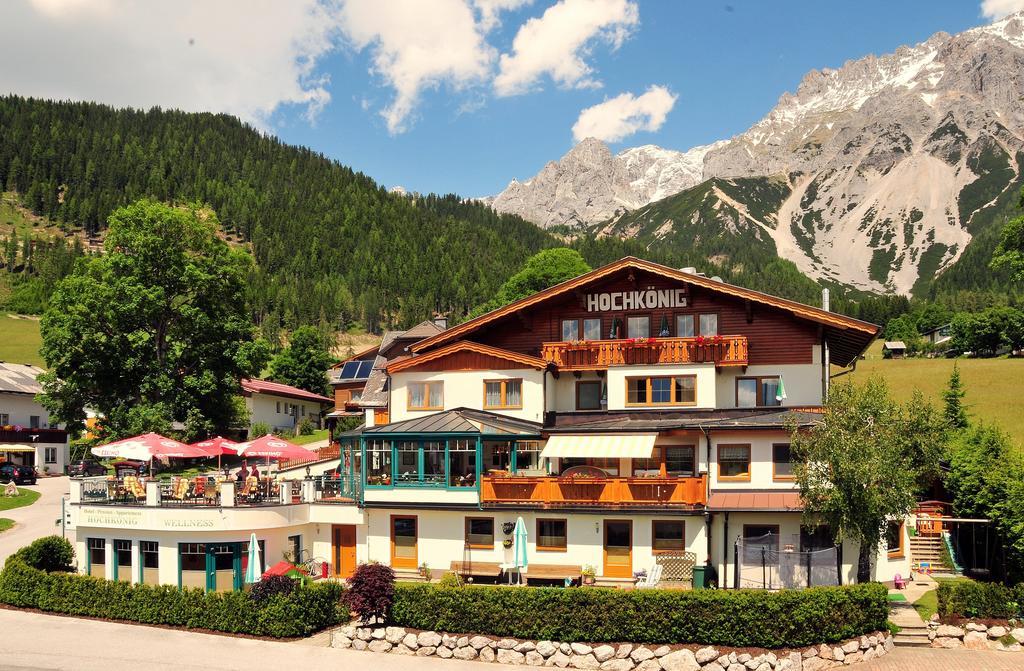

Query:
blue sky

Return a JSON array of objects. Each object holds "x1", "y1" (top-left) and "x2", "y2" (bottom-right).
[{"x1": 0, "y1": 0, "x2": 1012, "y2": 197}]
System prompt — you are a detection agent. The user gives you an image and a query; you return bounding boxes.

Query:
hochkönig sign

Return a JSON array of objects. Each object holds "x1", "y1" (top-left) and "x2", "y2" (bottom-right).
[{"x1": 585, "y1": 288, "x2": 688, "y2": 312}]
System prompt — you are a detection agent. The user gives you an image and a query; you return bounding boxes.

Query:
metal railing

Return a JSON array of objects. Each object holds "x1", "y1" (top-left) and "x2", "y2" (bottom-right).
[{"x1": 310, "y1": 474, "x2": 360, "y2": 503}]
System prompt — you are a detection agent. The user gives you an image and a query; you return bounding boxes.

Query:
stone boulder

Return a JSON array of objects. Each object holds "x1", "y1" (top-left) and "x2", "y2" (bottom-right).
[
  {"x1": 659, "y1": 649, "x2": 700, "y2": 671},
  {"x1": 593, "y1": 645, "x2": 616, "y2": 662},
  {"x1": 498, "y1": 649, "x2": 527, "y2": 665},
  {"x1": 569, "y1": 653, "x2": 601, "y2": 669}
]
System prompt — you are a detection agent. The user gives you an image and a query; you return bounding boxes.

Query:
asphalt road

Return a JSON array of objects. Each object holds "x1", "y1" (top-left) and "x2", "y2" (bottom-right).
[{"x1": 0, "y1": 476, "x2": 72, "y2": 563}]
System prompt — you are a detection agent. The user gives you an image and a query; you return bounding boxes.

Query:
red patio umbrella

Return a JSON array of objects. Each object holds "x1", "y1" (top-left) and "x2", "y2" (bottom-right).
[
  {"x1": 190, "y1": 436, "x2": 239, "y2": 470},
  {"x1": 234, "y1": 435, "x2": 313, "y2": 461},
  {"x1": 91, "y1": 432, "x2": 207, "y2": 476}
]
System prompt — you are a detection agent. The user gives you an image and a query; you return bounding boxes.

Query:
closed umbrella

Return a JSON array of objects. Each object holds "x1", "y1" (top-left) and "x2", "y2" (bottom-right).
[
  {"x1": 245, "y1": 532, "x2": 262, "y2": 584},
  {"x1": 512, "y1": 516, "x2": 528, "y2": 585}
]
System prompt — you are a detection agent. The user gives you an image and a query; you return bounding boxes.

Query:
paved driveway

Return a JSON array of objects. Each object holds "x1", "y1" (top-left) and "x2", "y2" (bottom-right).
[
  {"x1": 0, "y1": 475, "x2": 72, "y2": 562},
  {"x1": 0, "y1": 610, "x2": 486, "y2": 671},
  {"x1": 859, "y1": 646, "x2": 1024, "y2": 670}
]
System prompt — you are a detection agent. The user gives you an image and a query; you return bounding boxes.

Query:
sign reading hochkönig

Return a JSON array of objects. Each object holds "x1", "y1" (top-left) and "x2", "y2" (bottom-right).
[{"x1": 585, "y1": 288, "x2": 688, "y2": 312}]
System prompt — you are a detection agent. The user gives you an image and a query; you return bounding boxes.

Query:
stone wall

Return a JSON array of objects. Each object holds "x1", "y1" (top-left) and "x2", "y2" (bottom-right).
[
  {"x1": 927, "y1": 620, "x2": 1024, "y2": 652},
  {"x1": 331, "y1": 626, "x2": 895, "y2": 670}
]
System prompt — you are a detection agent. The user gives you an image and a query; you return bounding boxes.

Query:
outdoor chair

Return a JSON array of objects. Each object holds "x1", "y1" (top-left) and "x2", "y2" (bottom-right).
[
  {"x1": 893, "y1": 573, "x2": 908, "y2": 589},
  {"x1": 192, "y1": 477, "x2": 206, "y2": 503},
  {"x1": 637, "y1": 563, "x2": 663, "y2": 589},
  {"x1": 204, "y1": 480, "x2": 219, "y2": 505},
  {"x1": 168, "y1": 477, "x2": 189, "y2": 503},
  {"x1": 122, "y1": 476, "x2": 145, "y2": 502}
]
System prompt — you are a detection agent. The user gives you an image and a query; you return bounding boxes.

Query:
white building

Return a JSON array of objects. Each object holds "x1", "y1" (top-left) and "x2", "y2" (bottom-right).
[
  {"x1": 240, "y1": 378, "x2": 333, "y2": 437},
  {"x1": 70, "y1": 258, "x2": 918, "y2": 591},
  {"x1": 0, "y1": 362, "x2": 69, "y2": 474}
]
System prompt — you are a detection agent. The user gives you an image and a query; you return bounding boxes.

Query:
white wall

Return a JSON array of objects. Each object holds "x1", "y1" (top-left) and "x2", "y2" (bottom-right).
[
  {"x1": 246, "y1": 393, "x2": 323, "y2": 434},
  {"x1": 606, "y1": 364, "x2": 717, "y2": 410},
  {"x1": 364, "y1": 508, "x2": 707, "y2": 580},
  {"x1": 709, "y1": 430, "x2": 796, "y2": 490},
  {"x1": 389, "y1": 368, "x2": 545, "y2": 424},
  {"x1": 715, "y1": 345, "x2": 824, "y2": 409},
  {"x1": 0, "y1": 392, "x2": 53, "y2": 427}
]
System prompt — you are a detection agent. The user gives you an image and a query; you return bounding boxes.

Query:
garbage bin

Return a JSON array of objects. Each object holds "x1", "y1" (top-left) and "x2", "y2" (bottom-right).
[{"x1": 692, "y1": 565, "x2": 706, "y2": 590}]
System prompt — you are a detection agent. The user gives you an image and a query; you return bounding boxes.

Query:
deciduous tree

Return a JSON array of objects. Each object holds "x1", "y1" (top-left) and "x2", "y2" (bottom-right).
[{"x1": 268, "y1": 325, "x2": 333, "y2": 397}]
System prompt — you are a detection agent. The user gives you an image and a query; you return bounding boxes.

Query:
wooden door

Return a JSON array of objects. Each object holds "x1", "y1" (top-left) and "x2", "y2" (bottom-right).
[
  {"x1": 603, "y1": 519, "x2": 632, "y2": 579},
  {"x1": 332, "y1": 524, "x2": 357, "y2": 578},
  {"x1": 390, "y1": 515, "x2": 418, "y2": 570}
]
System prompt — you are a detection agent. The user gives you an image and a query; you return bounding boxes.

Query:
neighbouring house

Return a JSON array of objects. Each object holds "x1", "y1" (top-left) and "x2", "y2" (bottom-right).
[
  {"x1": 0, "y1": 362, "x2": 69, "y2": 473},
  {"x1": 882, "y1": 341, "x2": 907, "y2": 359},
  {"x1": 240, "y1": 378, "x2": 333, "y2": 436},
  {"x1": 70, "y1": 257, "x2": 925, "y2": 592},
  {"x1": 922, "y1": 324, "x2": 952, "y2": 347}
]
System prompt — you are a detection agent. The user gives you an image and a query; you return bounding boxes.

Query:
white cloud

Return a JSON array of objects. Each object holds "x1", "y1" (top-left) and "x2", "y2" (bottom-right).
[
  {"x1": 981, "y1": 0, "x2": 1024, "y2": 19},
  {"x1": 571, "y1": 85, "x2": 677, "y2": 143},
  {"x1": 494, "y1": 0, "x2": 639, "y2": 97},
  {"x1": 337, "y1": 0, "x2": 497, "y2": 134},
  {"x1": 0, "y1": 0, "x2": 338, "y2": 127},
  {"x1": 473, "y1": 0, "x2": 533, "y2": 31}
]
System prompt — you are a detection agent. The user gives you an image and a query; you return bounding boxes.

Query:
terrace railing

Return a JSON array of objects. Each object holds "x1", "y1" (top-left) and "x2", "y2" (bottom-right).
[
  {"x1": 481, "y1": 474, "x2": 706, "y2": 507},
  {"x1": 310, "y1": 473, "x2": 360, "y2": 503},
  {"x1": 540, "y1": 336, "x2": 748, "y2": 371}
]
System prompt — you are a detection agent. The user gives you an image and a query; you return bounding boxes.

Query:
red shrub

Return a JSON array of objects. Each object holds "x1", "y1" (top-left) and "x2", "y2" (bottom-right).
[{"x1": 344, "y1": 562, "x2": 395, "y2": 624}]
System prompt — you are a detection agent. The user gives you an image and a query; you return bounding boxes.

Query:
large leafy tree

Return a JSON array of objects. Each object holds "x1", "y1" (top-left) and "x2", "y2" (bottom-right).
[
  {"x1": 991, "y1": 188, "x2": 1024, "y2": 281},
  {"x1": 38, "y1": 200, "x2": 269, "y2": 440},
  {"x1": 791, "y1": 378, "x2": 946, "y2": 582},
  {"x1": 470, "y1": 248, "x2": 591, "y2": 317},
  {"x1": 268, "y1": 326, "x2": 333, "y2": 396}
]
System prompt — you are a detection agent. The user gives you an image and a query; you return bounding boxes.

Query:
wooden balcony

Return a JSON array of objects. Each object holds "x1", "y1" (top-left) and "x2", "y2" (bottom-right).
[
  {"x1": 0, "y1": 428, "x2": 67, "y2": 444},
  {"x1": 481, "y1": 474, "x2": 707, "y2": 507},
  {"x1": 540, "y1": 336, "x2": 748, "y2": 371}
]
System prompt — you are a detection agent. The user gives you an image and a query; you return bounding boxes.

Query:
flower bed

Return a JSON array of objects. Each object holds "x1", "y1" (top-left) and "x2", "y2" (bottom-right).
[
  {"x1": 0, "y1": 556, "x2": 346, "y2": 638},
  {"x1": 389, "y1": 582, "x2": 888, "y2": 648}
]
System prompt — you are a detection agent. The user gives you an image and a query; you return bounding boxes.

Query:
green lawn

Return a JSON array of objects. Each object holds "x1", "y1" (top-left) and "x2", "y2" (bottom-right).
[
  {"x1": 0, "y1": 313, "x2": 44, "y2": 367},
  {"x1": 0, "y1": 518, "x2": 14, "y2": 533},
  {"x1": 843, "y1": 340, "x2": 1024, "y2": 450},
  {"x1": 291, "y1": 429, "x2": 330, "y2": 446},
  {"x1": 0, "y1": 487, "x2": 41, "y2": 511},
  {"x1": 912, "y1": 577, "x2": 971, "y2": 621}
]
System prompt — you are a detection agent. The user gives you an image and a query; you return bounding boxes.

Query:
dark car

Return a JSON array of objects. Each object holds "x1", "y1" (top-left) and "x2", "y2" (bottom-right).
[
  {"x1": 0, "y1": 462, "x2": 36, "y2": 486},
  {"x1": 68, "y1": 459, "x2": 108, "y2": 478}
]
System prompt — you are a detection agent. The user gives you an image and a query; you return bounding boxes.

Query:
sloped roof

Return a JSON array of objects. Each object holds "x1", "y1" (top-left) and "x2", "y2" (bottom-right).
[
  {"x1": 364, "y1": 407, "x2": 541, "y2": 436},
  {"x1": 402, "y1": 320, "x2": 445, "y2": 340},
  {"x1": 411, "y1": 256, "x2": 879, "y2": 367},
  {"x1": 707, "y1": 491, "x2": 803, "y2": 512},
  {"x1": 0, "y1": 362, "x2": 45, "y2": 395},
  {"x1": 240, "y1": 379, "x2": 332, "y2": 404},
  {"x1": 883, "y1": 341, "x2": 907, "y2": 349},
  {"x1": 387, "y1": 341, "x2": 548, "y2": 374}
]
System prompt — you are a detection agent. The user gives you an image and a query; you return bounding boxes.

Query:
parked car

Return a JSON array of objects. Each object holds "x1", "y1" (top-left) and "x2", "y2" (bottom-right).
[
  {"x1": 68, "y1": 459, "x2": 108, "y2": 478},
  {"x1": 0, "y1": 462, "x2": 37, "y2": 485}
]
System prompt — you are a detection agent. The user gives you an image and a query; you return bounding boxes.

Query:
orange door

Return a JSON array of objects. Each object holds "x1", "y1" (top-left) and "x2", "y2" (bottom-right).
[
  {"x1": 332, "y1": 525, "x2": 357, "y2": 578},
  {"x1": 603, "y1": 519, "x2": 632, "y2": 579},
  {"x1": 390, "y1": 515, "x2": 418, "y2": 570}
]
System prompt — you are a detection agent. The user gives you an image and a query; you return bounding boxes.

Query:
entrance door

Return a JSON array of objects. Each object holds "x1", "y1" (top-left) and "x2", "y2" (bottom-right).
[
  {"x1": 391, "y1": 515, "x2": 418, "y2": 570},
  {"x1": 332, "y1": 524, "x2": 357, "y2": 578},
  {"x1": 603, "y1": 520, "x2": 632, "y2": 579}
]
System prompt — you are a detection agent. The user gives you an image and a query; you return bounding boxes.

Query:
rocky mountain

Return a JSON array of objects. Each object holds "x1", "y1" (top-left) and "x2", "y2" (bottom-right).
[{"x1": 492, "y1": 13, "x2": 1024, "y2": 295}]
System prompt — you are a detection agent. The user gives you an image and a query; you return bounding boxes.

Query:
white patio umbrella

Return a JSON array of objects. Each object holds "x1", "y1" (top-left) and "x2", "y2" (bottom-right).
[
  {"x1": 245, "y1": 532, "x2": 262, "y2": 584},
  {"x1": 511, "y1": 516, "x2": 528, "y2": 585}
]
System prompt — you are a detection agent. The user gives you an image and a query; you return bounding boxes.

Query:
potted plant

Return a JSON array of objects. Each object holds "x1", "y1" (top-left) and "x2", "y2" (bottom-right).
[
  {"x1": 581, "y1": 565, "x2": 597, "y2": 585},
  {"x1": 419, "y1": 561, "x2": 431, "y2": 581},
  {"x1": 502, "y1": 521, "x2": 516, "y2": 535},
  {"x1": 502, "y1": 538, "x2": 514, "y2": 549}
]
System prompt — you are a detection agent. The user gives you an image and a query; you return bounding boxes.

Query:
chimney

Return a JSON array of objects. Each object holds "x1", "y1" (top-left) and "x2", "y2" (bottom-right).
[
  {"x1": 680, "y1": 267, "x2": 697, "y2": 275},
  {"x1": 432, "y1": 314, "x2": 448, "y2": 330},
  {"x1": 821, "y1": 288, "x2": 830, "y2": 312}
]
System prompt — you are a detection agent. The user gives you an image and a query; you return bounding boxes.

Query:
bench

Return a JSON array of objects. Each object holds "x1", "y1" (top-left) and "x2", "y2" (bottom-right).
[
  {"x1": 450, "y1": 561, "x2": 503, "y2": 577},
  {"x1": 523, "y1": 564, "x2": 582, "y2": 581}
]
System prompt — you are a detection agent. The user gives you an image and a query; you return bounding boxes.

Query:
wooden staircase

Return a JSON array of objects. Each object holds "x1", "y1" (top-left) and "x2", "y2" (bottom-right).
[{"x1": 909, "y1": 534, "x2": 950, "y2": 573}]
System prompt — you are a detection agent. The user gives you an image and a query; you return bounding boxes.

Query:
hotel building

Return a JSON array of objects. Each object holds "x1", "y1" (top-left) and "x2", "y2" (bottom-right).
[{"x1": 69, "y1": 257, "x2": 912, "y2": 590}]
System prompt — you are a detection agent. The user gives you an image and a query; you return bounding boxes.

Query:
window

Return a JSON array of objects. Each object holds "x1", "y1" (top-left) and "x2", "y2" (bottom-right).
[
  {"x1": 423, "y1": 441, "x2": 445, "y2": 485},
  {"x1": 396, "y1": 441, "x2": 419, "y2": 484},
  {"x1": 366, "y1": 439, "x2": 392, "y2": 486},
  {"x1": 0, "y1": 413, "x2": 8, "y2": 425},
  {"x1": 29, "y1": 415, "x2": 40, "y2": 429},
  {"x1": 652, "y1": 520, "x2": 685, "y2": 553},
  {"x1": 301, "y1": 405, "x2": 306, "y2": 417},
  {"x1": 736, "y1": 376, "x2": 782, "y2": 407},
  {"x1": 115, "y1": 539, "x2": 132, "y2": 579},
  {"x1": 699, "y1": 313, "x2": 718, "y2": 335},
  {"x1": 408, "y1": 381, "x2": 443, "y2": 411},
  {"x1": 485, "y1": 441, "x2": 512, "y2": 470},
  {"x1": 141, "y1": 541, "x2": 159, "y2": 583},
  {"x1": 742, "y1": 525, "x2": 779, "y2": 563},
  {"x1": 484, "y1": 379, "x2": 523, "y2": 409},
  {"x1": 583, "y1": 318, "x2": 602, "y2": 341},
  {"x1": 626, "y1": 376, "x2": 696, "y2": 406},
  {"x1": 44, "y1": 447, "x2": 57, "y2": 464},
  {"x1": 465, "y1": 517, "x2": 494, "y2": 549},
  {"x1": 718, "y1": 444, "x2": 751, "y2": 481},
  {"x1": 560, "y1": 457, "x2": 618, "y2": 476},
  {"x1": 561, "y1": 319, "x2": 579, "y2": 341},
  {"x1": 515, "y1": 440, "x2": 542, "y2": 472},
  {"x1": 665, "y1": 446, "x2": 696, "y2": 477},
  {"x1": 275, "y1": 402, "x2": 280, "y2": 414},
  {"x1": 800, "y1": 526, "x2": 833, "y2": 553},
  {"x1": 288, "y1": 535, "x2": 302, "y2": 562},
  {"x1": 576, "y1": 381, "x2": 603, "y2": 410},
  {"x1": 391, "y1": 516, "x2": 417, "y2": 565},
  {"x1": 627, "y1": 315, "x2": 650, "y2": 338},
  {"x1": 884, "y1": 521, "x2": 904, "y2": 558},
  {"x1": 773, "y1": 444, "x2": 793, "y2": 480},
  {"x1": 448, "y1": 439, "x2": 476, "y2": 488},
  {"x1": 676, "y1": 314, "x2": 694, "y2": 338},
  {"x1": 87, "y1": 538, "x2": 105, "y2": 578},
  {"x1": 537, "y1": 519, "x2": 567, "y2": 551}
]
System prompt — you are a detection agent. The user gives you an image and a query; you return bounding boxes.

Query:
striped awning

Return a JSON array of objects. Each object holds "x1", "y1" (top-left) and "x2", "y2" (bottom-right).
[{"x1": 540, "y1": 433, "x2": 657, "y2": 459}]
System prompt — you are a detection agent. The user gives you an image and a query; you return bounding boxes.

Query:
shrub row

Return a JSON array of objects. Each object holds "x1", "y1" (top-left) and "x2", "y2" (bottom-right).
[
  {"x1": 391, "y1": 582, "x2": 888, "y2": 648},
  {"x1": 0, "y1": 557, "x2": 347, "y2": 638},
  {"x1": 937, "y1": 580, "x2": 1024, "y2": 620}
]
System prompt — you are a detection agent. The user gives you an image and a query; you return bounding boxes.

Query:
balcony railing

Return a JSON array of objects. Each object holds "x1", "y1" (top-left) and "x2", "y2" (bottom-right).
[
  {"x1": 540, "y1": 336, "x2": 748, "y2": 370},
  {"x1": 481, "y1": 474, "x2": 706, "y2": 507}
]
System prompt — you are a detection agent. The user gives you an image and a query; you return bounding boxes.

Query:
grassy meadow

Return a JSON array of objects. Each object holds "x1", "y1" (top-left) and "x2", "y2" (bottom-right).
[
  {"x1": 841, "y1": 340, "x2": 1024, "y2": 450},
  {"x1": 0, "y1": 313, "x2": 44, "y2": 367}
]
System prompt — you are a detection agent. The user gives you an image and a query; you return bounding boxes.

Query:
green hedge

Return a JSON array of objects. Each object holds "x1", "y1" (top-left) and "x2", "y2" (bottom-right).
[
  {"x1": 0, "y1": 558, "x2": 346, "y2": 638},
  {"x1": 391, "y1": 582, "x2": 888, "y2": 647},
  {"x1": 937, "y1": 580, "x2": 1024, "y2": 620}
]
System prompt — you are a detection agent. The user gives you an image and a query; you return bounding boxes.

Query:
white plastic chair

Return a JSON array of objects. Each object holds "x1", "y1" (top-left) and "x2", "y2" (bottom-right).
[{"x1": 638, "y1": 563, "x2": 662, "y2": 589}]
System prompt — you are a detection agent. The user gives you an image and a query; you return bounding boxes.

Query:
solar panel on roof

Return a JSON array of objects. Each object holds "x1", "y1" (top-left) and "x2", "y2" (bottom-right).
[
  {"x1": 357, "y1": 360, "x2": 374, "y2": 378},
  {"x1": 340, "y1": 361, "x2": 360, "y2": 378}
]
